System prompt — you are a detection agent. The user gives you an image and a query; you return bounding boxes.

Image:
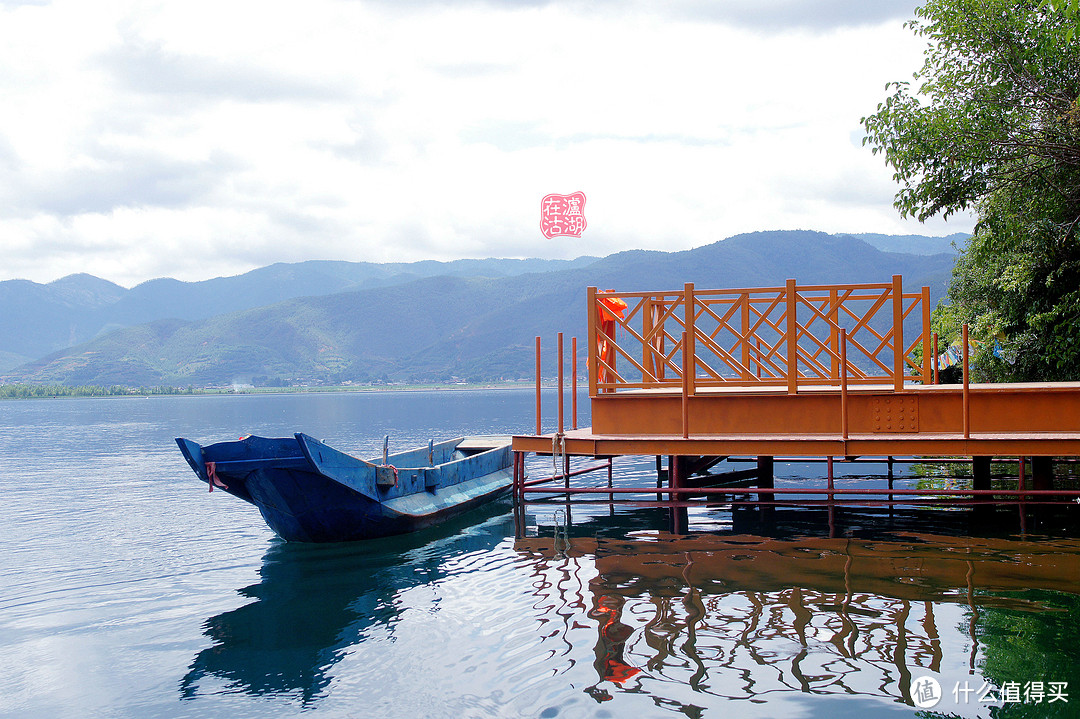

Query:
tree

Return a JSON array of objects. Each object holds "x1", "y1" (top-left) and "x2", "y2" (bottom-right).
[
  {"x1": 1044, "y1": 0, "x2": 1080, "y2": 39},
  {"x1": 862, "y1": 0, "x2": 1080, "y2": 381}
]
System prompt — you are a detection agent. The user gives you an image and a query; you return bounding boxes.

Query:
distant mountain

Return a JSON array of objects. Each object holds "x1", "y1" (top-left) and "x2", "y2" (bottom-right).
[
  {"x1": 2, "y1": 231, "x2": 957, "y2": 386},
  {"x1": 0, "y1": 273, "x2": 126, "y2": 367},
  {"x1": 0, "y1": 256, "x2": 598, "y2": 373},
  {"x1": 852, "y1": 232, "x2": 968, "y2": 255}
]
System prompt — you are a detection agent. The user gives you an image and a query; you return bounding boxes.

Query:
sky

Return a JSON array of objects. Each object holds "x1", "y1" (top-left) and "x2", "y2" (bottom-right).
[{"x1": 0, "y1": 0, "x2": 973, "y2": 288}]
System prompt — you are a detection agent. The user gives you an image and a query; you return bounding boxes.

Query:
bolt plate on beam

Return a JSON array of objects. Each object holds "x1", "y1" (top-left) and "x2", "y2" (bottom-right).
[{"x1": 872, "y1": 396, "x2": 919, "y2": 433}]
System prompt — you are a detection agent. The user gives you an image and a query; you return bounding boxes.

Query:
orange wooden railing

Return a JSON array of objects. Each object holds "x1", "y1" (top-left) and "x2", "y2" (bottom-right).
[{"x1": 587, "y1": 275, "x2": 931, "y2": 396}]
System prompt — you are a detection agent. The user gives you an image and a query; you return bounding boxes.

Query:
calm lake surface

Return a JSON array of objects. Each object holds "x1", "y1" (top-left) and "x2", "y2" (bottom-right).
[{"x1": 2, "y1": 389, "x2": 1079, "y2": 718}]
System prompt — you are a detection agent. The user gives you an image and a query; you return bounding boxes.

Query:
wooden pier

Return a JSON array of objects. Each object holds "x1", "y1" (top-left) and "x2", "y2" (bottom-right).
[{"x1": 511, "y1": 277, "x2": 1080, "y2": 511}]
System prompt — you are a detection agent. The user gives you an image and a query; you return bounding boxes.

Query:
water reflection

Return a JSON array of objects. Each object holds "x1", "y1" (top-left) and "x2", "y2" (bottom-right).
[
  {"x1": 515, "y1": 508, "x2": 1080, "y2": 713},
  {"x1": 180, "y1": 502, "x2": 515, "y2": 704},
  {"x1": 179, "y1": 501, "x2": 1080, "y2": 715}
]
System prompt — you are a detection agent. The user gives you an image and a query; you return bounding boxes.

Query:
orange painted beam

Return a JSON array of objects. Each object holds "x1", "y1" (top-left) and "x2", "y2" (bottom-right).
[{"x1": 514, "y1": 382, "x2": 1080, "y2": 458}]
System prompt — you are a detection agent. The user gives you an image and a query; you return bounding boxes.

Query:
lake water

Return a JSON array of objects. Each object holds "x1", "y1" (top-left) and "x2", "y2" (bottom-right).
[{"x1": 2, "y1": 390, "x2": 1079, "y2": 718}]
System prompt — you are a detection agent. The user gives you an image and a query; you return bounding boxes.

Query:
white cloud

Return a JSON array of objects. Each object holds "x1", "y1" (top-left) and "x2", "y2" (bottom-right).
[{"x1": 0, "y1": 0, "x2": 971, "y2": 287}]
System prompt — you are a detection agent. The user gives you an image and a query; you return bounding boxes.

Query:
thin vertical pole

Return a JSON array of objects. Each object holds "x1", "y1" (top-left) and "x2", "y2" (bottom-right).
[
  {"x1": 1018, "y1": 455, "x2": 1028, "y2": 510},
  {"x1": 587, "y1": 287, "x2": 598, "y2": 397},
  {"x1": 829, "y1": 288, "x2": 839, "y2": 380},
  {"x1": 519, "y1": 451, "x2": 526, "y2": 503},
  {"x1": 557, "y1": 332, "x2": 564, "y2": 435},
  {"x1": 681, "y1": 331, "x2": 690, "y2": 439},
  {"x1": 608, "y1": 457, "x2": 614, "y2": 507},
  {"x1": 683, "y1": 283, "x2": 696, "y2": 396},
  {"x1": 921, "y1": 286, "x2": 932, "y2": 383},
  {"x1": 933, "y1": 332, "x2": 939, "y2": 385},
  {"x1": 892, "y1": 274, "x2": 904, "y2": 392},
  {"x1": 512, "y1": 452, "x2": 523, "y2": 534},
  {"x1": 512, "y1": 451, "x2": 517, "y2": 502},
  {"x1": 643, "y1": 297, "x2": 655, "y2": 381},
  {"x1": 741, "y1": 292, "x2": 751, "y2": 380},
  {"x1": 841, "y1": 328, "x2": 849, "y2": 441},
  {"x1": 888, "y1": 457, "x2": 895, "y2": 507},
  {"x1": 827, "y1": 456, "x2": 834, "y2": 491},
  {"x1": 786, "y1": 278, "x2": 798, "y2": 394},
  {"x1": 655, "y1": 456, "x2": 663, "y2": 503},
  {"x1": 962, "y1": 323, "x2": 970, "y2": 440},
  {"x1": 664, "y1": 456, "x2": 673, "y2": 503},
  {"x1": 572, "y1": 337, "x2": 578, "y2": 430},
  {"x1": 535, "y1": 336, "x2": 542, "y2": 436}
]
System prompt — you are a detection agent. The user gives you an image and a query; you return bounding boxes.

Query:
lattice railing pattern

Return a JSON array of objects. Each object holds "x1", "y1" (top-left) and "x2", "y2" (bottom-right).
[{"x1": 588, "y1": 276, "x2": 931, "y2": 395}]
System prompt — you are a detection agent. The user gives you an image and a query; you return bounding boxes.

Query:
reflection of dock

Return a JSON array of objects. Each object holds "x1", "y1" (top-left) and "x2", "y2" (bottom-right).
[
  {"x1": 512, "y1": 278, "x2": 1080, "y2": 510},
  {"x1": 514, "y1": 531, "x2": 1080, "y2": 704}
]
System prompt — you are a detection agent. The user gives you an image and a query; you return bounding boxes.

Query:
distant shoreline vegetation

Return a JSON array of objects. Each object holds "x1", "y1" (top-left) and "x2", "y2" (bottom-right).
[{"x1": 0, "y1": 381, "x2": 543, "y2": 400}]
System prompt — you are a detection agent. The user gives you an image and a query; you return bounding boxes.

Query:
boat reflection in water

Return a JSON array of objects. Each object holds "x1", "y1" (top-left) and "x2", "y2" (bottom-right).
[
  {"x1": 516, "y1": 507, "x2": 1080, "y2": 713},
  {"x1": 179, "y1": 502, "x2": 516, "y2": 704}
]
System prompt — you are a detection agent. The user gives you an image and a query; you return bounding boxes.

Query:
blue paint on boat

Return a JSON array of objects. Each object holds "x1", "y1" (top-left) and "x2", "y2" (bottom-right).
[{"x1": 175, "y1": 433, "x2": 513, "y2": 542}]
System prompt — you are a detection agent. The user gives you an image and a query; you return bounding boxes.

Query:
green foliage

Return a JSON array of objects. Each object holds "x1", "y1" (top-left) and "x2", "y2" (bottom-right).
[
  {"x1": 0, "y1": 383, "x2": 197, "y2": 399},
  {"x1": 865, "y1": 0, "x2": 1080, "y2": 381},
  {"x1": 1043, "y1": 0, "x2": 1080, "y2": 40},
  {"x1": 974, "y1": 590, "x2": 1080, "y2": 718}
]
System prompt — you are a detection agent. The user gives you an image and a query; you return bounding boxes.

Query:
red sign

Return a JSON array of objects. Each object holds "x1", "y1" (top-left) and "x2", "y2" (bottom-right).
[{"x1": 540, "y1": 191, "x2": 587, "y2": 239}]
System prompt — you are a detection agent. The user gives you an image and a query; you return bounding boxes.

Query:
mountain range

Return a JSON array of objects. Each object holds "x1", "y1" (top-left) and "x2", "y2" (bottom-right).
[{"x1": 0, "y1": 230, "x2": 965, "y2": 386}]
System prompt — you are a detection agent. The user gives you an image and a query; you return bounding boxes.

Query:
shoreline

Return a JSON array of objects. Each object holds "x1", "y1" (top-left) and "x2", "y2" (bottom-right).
[{"x1": 0, "y1": 381, "x2": 573, "y2": 400}]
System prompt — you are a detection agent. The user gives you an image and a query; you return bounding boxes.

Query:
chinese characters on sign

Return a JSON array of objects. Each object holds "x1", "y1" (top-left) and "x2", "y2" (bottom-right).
[{"x1": 540, "y1": 192, "x2": 587, "y2": 239}]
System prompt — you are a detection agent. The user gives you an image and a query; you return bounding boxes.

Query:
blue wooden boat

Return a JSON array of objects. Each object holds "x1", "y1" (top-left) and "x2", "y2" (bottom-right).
[{"x1": 174, "y1": 433, "x2": 513, "y2": 542}]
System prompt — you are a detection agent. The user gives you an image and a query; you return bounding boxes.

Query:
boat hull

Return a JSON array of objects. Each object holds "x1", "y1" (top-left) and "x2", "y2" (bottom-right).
[{"x1": 175, "y1": 434, "x2": 513, "y2": 542}]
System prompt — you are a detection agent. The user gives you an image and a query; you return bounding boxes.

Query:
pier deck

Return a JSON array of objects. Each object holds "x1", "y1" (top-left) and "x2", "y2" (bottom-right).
[
  {"x1": 510, "y1": 278, "x2": 1080, "y2": 507},
  {"x1": 515, "y1": 381, "x2": 1080, "y2": 458}
]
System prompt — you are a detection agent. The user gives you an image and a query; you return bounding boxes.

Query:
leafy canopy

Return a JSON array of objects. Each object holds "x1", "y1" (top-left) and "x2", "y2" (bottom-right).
[{"x1": 863, "y1": 0, "x2": 1080, "y2": 381}]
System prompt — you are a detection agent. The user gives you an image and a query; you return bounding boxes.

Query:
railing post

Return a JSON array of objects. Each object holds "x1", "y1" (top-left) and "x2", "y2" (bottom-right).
[
  {"x1": 892, "y1": 274, "x2": 904, "y2": 392},
  {"x1": 572, "y1": 336, "x2": 578, "y2": 430},
  {"x1": 933, "y1": 332, "x2": 939, "y2": 385},
  {"x1": 829, "y1": 288, "x2": 839, "y2": 381},
  {"x1": 643, "y1": 296, "x2": 655, "y2": 382},
  {"x1": 681, "y1": 332, "x2": 690, "y2": 439},
  {"x1": 683, "y1": 283, "x2": 696, "y2": 396},
  {"x1": 962, "y1": 323, "x2": 970, "y2": 439},
  {"x1": 786, "y1": 278, "x2": 798, "y2": 394},
  {"x1": 741, "y1": 292, "x2": 752, "y2": 380},
  {"x1": 587, "y1": 287, "x2": 598, "y2": 396},
  {"x1": 535, "y1": 336, "x2": 542, "y2": 435},
  {"x1": 557, "y1": 332, "x2": 564, "y2": 435},
  {"x1": 841, "y1": 328, "x2": 849, "y2": 440},
  {"x1": 921, "y1": 286, "x2": 932, "y2": 384}
]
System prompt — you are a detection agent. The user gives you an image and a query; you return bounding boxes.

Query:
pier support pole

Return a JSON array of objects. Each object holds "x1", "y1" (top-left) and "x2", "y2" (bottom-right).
[
  {"x1": 972, "y1": 456, "x2": 992, "y2": 492},
  {"x1": 1031, "y1": 456, "x2": 1054, "y2": 491},
  {"x1": 668, "y1": 455, "x2": 688, "y2": 533},
  {"x1": 512, "y1": 452, "x2": 525, "y2": 537},
  {"x1": 671, "y1": 455, "x2": 685, "y2": 492},
  {"x1": 656, "y1": 456, "x2": 666, "y2": 502},
  {"x1": 757, "y1": 456, "x2": 774, "y2": 502}
]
